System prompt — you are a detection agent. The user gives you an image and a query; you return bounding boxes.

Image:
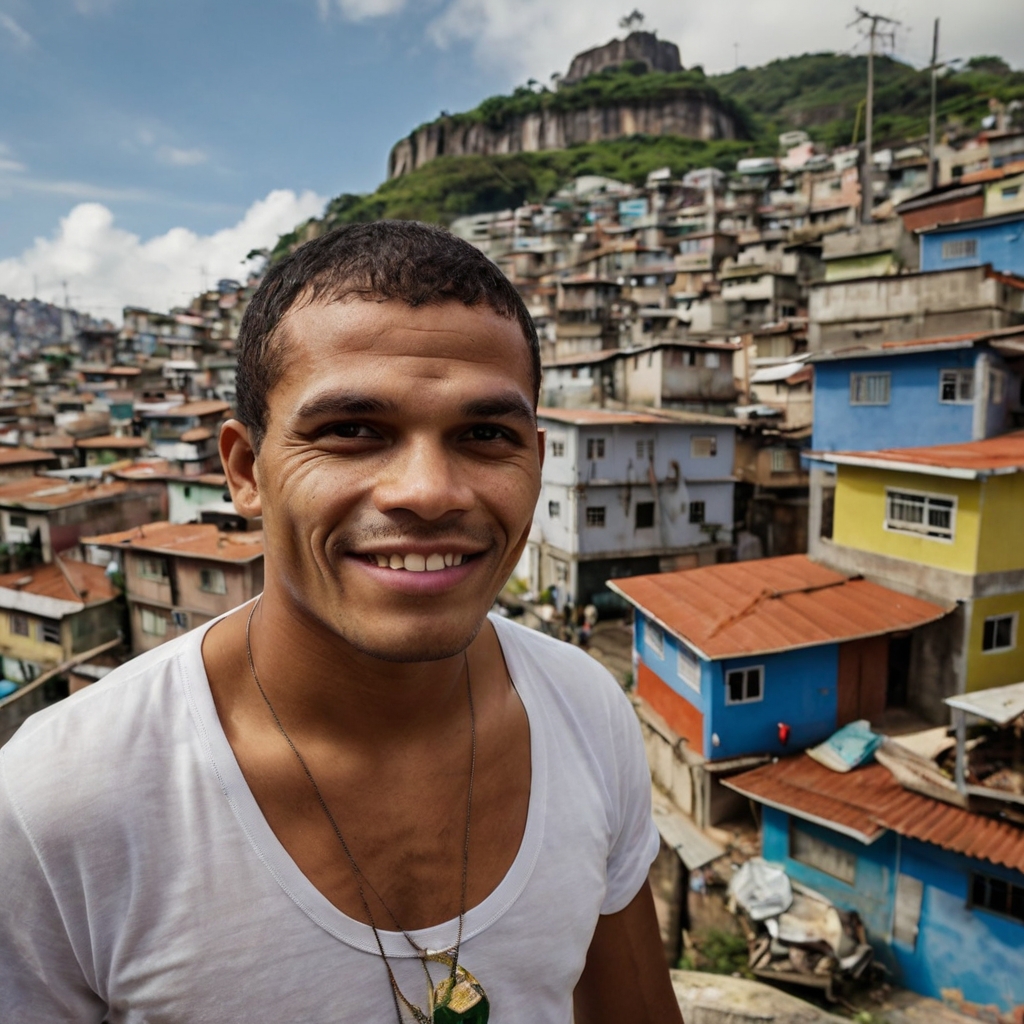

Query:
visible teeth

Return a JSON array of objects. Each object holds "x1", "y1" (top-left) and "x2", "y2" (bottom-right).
[
  {"x1": 426, "y1": 554, "x2": 445, "y2": 571},
  {"x1": 444, "y1": 553, "x2": 453, "y2": 567},
  {"x1": 375, "y1": 554, "x2": 388, "y2": 567},
  {"x1": 371, "y1": 552, "x2": 467, "y2": 571},
  {"x1": 405, "y1": 553, "x2": 426, "y2": 572},
  {"x1": 453, "y1": 554, "x2": 464, "y2": 566},
  {"x1": 389, "y1": 554, "x2": 404, "y2": 569}
]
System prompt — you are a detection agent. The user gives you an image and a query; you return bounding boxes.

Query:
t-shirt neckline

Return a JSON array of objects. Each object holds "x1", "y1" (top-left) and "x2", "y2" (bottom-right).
[{"x1": 180, "y1": 609, "x2": 548, "y2": 957}]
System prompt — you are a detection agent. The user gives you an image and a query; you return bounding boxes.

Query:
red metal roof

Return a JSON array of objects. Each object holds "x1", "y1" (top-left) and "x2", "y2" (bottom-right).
[
  {"x1": 83, "y1": 521, "x2": 263, "y2": 563},
  {"x1": 818, "y1": 431, "x2": 1024, "y2": 478},
  {"x1": 0, "y1": 558, "x2": 118, "y2": 606},
  {"x1": 608, "y1": 554, "x2": 950, "y2": 659},
  {"x1": 725, "y1": 754, "x2": 1024, "y2": 873}
]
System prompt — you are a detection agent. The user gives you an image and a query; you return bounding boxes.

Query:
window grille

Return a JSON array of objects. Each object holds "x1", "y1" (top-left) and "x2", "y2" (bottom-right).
[
  {"x1": 586, "y1": 437, "x2": 605, "y2": 460},
  {"x1": 850, "y1": 372, "x2": 891, "y2": 405},
  {"x1": 941, "y1": 238, "x2": 978, "y2": 260},
  {"x1": 585, "y1": 506, "x2": 606, "y2": 527},
  {"x1": 688, "y1": 501, "x2": 706, "y2": 524},
  {"x1": 886, "y1": 489, "x2": 955, "y2": 540}
]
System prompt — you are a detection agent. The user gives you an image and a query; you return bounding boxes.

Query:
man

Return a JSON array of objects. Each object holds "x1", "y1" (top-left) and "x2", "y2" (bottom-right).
[{"x1": 0, "y1": 222, "x2": 683, "y2": 1023}]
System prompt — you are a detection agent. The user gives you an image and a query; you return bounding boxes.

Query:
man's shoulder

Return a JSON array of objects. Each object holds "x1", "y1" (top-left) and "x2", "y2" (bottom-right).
[{"x1": 1, "y1": 629, "x2": 204, "y2": 797}]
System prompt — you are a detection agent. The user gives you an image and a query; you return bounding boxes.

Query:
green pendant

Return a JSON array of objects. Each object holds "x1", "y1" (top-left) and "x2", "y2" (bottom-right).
[{"x1": 429, "y1": 962, "x2": 489, "y2": 1024}]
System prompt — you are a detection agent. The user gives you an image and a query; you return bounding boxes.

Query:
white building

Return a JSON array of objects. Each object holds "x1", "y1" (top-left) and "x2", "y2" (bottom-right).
[{"x1": 521, "y1": 408, "x2": 737, "y2": 609}]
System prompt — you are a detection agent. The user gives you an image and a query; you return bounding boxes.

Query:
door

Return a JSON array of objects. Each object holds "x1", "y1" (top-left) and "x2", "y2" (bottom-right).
[{"x1": 837, "y1": 637, "x2": 889, "y2": 727}]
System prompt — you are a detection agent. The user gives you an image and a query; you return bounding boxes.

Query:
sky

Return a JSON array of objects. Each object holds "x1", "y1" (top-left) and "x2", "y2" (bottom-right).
[{"x1": 1, "y1": 0, "x2": 1022, "y2": 320}]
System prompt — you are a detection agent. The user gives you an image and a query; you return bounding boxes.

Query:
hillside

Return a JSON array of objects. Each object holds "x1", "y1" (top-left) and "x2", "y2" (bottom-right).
[{"x1": 270, "y1": 51, "x2": 1024, "y2": 259}]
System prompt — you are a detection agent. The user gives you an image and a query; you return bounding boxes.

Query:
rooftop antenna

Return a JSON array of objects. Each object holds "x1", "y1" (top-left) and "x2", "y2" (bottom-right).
[{"x1": 850, "y1": 6, "x2": 900, "y2": 223}]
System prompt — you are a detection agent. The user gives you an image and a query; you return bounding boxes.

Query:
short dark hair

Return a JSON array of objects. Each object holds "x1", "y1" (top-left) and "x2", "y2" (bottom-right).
[{"x1": 235, "y1": 220, "x2": 541, "y2": 449}]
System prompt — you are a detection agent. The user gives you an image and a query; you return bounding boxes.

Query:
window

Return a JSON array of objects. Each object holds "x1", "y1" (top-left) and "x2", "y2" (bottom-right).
[
  {"x1": 141, "y1": 608, "x2": 168, "y2": 636},
  {"x1": 850, "y1": 372, "x2": 891, "y2": 405},
  {"x1": 585, "y1": 506, "x2": 606, "y2": 527},
  {"x1": 688, "y1": 501, "x2": 706, "y2": 524},
  {"x1": 691, "y1": 435, "x2": 717, "y2": 458},
  {"x1": 886, "y1": 489, "x2": 956, "y2": 540},
  {"x1": 790, "y1": 824, "x2": 857, "y2": 885},
  {"x1": 9, "y1": 613, "x2": 28, "y2": 637},
  {"x1": 941, "y1": 238, "x2": 978, "y2": 261},
  {"x1": 200, "y1": 568, "x2": 227, "y2": 595},
  {"x1": 138, "y1": 557, "x2": 169, "y2": 581},
  {"x1": 677, "y1": 643, "x2": 701, "y2": 690},
  {"x1": 725, "y1": 666, "x2": 763, "y2": 705},
  {"x1": 548, "y1": 500, "x2": 561, "y2": 518},
  {"x1": 991, "y1": 368, "x2": 1006, "y2": 405},
  {"x1": 38, "y1": 618, "x2": 61, "y2": 645},
  {"x1": 550, "y1": 438, "x2": 565, "y2": 457},
  {"x1": 970, "y1": 872, "x2": 1024, "y2": 924},
  {"x1": 645, "y1": 619, "x2": 664, "y2": 658},
  {"x1": 982, "y1": 613, "x2": 1017, "y2": 653},
  {"x1": 635, "y1": 501, "x2": 655, "y2": 529},
  {"x1": 586, "y1": 437, "x2": 605, "y2": 460},
  {"x1": 635, "y1": 439, "x2": 654, "y2": 460},
  {"x1": 1002, "y1": 186, "x2": 1021, "y2": 200},
  {"x1": 939, "y1": 368, "x2": 974, "y2": 404},
  {"x1": 770, "y1": 448, "x2": 792, "y2": 473},
  {"x1": 704, "y1": 352, "x2": 720, "y2": 369},
  {"x1": 9, "y1": 514, "x2": 27, "y2": 528}
]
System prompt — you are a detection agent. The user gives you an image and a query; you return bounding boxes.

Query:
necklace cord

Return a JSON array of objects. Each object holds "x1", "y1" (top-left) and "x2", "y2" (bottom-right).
[{"x1": 244, "y1": 597, "x2": 476, "y2": 1023}]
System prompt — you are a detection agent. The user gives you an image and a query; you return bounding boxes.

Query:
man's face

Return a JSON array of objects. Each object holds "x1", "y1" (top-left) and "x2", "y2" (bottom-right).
[{"x1": 246, "y1": 296, "x2": 542, "y2": 662}]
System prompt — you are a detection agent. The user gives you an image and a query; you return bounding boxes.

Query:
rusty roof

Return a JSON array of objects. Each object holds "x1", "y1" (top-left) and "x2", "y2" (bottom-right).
[
  {"x1": 0, "y1": 446, "x2": 59, "y2": 466},
  {"x1": 139, "y1": 399, "x2": 230, "y2": 419},
  {"x1": 538, "y1": 407, "x2": 686, "y2": 426},
  {"x1": 0, "y1": 477, "x2": 131, "y2": 509},
  {"x1": 0, "y1": 558, "x2": 118, "y2": 606},
  {"x1": 75, "y1": 435, "x2": 149, "y2": 449},
  {"x1": 607, "y1": 554, "x2": 950, "y2": 660},
  {"x1": 815, "y1": 431, "x2": 1024, "y2": 480},
  {"x1": 724, "y1": 754, "x2": 1024, "y2": 873},
  {"x1": 83, "y1": 521, "x2": 263, "y2": 563}
]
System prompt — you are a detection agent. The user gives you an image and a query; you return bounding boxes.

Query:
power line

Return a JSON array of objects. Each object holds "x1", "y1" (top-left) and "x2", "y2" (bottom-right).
[{"x1": 850, "y1": 7, "x2": 901, "y2": 223}]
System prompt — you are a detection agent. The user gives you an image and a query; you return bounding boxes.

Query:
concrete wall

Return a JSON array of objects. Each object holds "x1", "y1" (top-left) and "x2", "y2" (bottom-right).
[
  {"x1": 761, "y1": 806, "x2": 1024, "y2": 1012},
  {"x1": 921, "y1": 215, "x2": 1024, "y2": 277},
  {"x1": 810, "y1": 348, "x2": 1002, "y2": 454}
]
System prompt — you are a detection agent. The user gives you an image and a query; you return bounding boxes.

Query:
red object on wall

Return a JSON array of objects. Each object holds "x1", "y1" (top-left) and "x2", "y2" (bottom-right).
[
  {"x1": 778, "y1": 722, "x2": 791, "y2": 745},
  {"x1": 636, "y1": 662, "x2": 704, "y2": 756}
]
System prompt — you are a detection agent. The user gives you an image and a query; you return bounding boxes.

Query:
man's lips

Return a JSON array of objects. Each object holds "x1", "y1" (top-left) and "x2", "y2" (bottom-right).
[{"x1": 344, "y1": 547, "x2": 488, "y2": 593}]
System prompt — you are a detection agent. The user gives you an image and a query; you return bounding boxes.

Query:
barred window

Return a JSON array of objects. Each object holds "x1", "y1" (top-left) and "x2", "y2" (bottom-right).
[
  {"x1": 689, "y1": 500, "x2": 706, "y2": 524},
  {"x1": 970, "y1": 872, "x2": 1024, "y2": 924},
  {"x1": 585, "y1": 506, "x2": 606, "y2": 527},
  {"x1": 941, "y1": 238, "x2": 977, "y2": 260},
  {"x1": 886, "y1": 489, "x2": 956, "y2": 540},
  {"x1": 586, "y1": 438, "x2": 605, "y2": 460},
  {"x1": 939, "y1": 369, "x2": 974, "y2": 404},
  {"x1": 548, "y1": 500, "x2": 560, "y2": 518},
  {"x1": 850, "y1": 372, "x2": 890, "y2": 405},
  {"x1": 9, "y1": 613, "x2": 29, "y2": 637}
]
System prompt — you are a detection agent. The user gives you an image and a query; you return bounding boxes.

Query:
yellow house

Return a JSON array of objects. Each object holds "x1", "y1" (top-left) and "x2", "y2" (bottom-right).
[
  {"x1": 816, "y1": 432, "x2": 1024, "y2": 698},
  {"x1": 984, "y1": 168, "x2": 1024, "y2": 218},
  {"x1": 0, "y1": 558, "x2": 121, "y2": 685}
]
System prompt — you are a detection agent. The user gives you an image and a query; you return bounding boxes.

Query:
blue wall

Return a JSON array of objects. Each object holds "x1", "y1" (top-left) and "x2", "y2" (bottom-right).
[
  {"x1": 921, "y1": 215, "x2": 1024, "y2": 276},
  {"x1": 812, "y1": 349, "x2": 981, "y2": 453},
  {"x1": 706, "y1": 647, "x2": 838, "y2": 760},
  {"x1": 636, "y1": 613, "x2": 709, "y2": 713},
  {"x1": 761, "y1": 806, "x2": 1024, "y2": 1010}
]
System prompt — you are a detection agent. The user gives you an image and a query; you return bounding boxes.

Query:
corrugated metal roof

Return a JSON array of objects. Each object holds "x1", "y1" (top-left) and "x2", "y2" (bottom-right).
[
  {"x1": 608, "y1": 555, "x2": 950, "y2": 660},
  {"x1": 946, "y1": 680, "x2": 1024, "y2": 725},
  {"x1": 815, "y1": 431, "x2": 1024, "y2": 479},
  {"x1": 83, "y1": 521, "x2": 263, "y2": 563},
  {"x1": 537, "y1": 408, "x2": 678, "y2": 426},
  {"x1": 724, "y1": 754, "x2": 1024, "y2": 873}
]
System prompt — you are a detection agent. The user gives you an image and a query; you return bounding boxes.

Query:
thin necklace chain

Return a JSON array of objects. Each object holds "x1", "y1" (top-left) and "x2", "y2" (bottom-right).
[{"x1": 244, "y1": 597, "x2": 478, "y2": 1023}]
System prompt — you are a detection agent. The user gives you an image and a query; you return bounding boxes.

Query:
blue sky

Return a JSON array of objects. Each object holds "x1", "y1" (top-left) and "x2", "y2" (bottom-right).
[{"x1": 1, "y1": 0, "x2": 1021, "y2": 318}]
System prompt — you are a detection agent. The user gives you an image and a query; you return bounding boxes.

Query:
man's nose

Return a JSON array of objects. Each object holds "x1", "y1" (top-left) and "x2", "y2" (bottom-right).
[{"x1": 372, "y1": 436, "x2": 474, "y2": 521}]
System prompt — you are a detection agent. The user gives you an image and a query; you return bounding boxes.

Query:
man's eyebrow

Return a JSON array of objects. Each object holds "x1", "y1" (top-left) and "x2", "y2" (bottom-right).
[
  {"x1": 293, "y1": 392, "x2": 397, "y2": 421},
  {"x1": 461, "y1": 393, "x2": 537, "y2": 423}
]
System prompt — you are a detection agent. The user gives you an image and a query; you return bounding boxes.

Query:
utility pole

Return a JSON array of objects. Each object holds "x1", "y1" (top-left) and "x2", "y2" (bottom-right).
[
  {"x1": 851, "y1": 7, "x2": 900, "y2": 223},
  {"x1": 928, "y1": 18, "x2": 940, "y2": 190}
]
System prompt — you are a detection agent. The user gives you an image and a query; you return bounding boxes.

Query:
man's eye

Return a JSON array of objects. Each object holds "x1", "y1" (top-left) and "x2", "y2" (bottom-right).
[
  {"x1": 328, "y1": 423, "x2": 377, "y2": 439},
  {"x1": 468, "y1": 425, "x2": 508, "y2": 442}
]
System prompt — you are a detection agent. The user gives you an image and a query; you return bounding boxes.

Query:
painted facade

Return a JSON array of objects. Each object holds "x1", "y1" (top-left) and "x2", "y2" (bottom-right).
[
  {"x1": 759, "y1": 806, "x2": 1024, "y2": 1011},
  {"x1": 920, "y1": 211, "x2": 1024, "y2": 277}
]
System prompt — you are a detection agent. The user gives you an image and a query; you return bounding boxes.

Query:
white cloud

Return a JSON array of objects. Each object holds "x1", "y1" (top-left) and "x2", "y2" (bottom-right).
[
  {"x1": 322, "y1": 0, "x2": 408, "y2": 21},
  {"x1": 0, "y1": 189, "x2": 325, "y2": 320},
  {"x1": 0, "y1": 12, "x2": 32, "y2": 48},
  {"x1": 157, "y1": 145, "x2": 209, "y2": 167},
  {"x1": 424, "y1": 0, "x2": 1024, "y2": 82},
  {"x1": 0, "y1": 158, "x2": 25, "y2": 173}
]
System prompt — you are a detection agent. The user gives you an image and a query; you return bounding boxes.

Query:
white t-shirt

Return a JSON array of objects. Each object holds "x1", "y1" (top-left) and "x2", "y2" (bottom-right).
[{"x1": 0, "y1": 611, "x2": 659, "y2": 1023}]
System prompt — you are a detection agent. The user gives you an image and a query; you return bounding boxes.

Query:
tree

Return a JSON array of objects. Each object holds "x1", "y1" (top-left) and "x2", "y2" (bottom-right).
[{"x1": 618, "y1": 9, "x2": 644, "y2": 32}]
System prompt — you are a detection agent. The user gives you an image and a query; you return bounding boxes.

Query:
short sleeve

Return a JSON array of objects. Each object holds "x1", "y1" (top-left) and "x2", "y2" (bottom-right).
[
  {"x1": 599, "y1": 691, "x2": 660, "y2": 915},
  {"x1": 0, "y1": 753, "x2": 107, "y2": 1023}
]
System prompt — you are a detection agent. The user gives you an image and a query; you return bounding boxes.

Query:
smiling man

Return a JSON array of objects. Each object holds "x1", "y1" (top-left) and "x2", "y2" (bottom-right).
[{"x1": 0, "y1": 222, "x2": 682, "y2": 1024}]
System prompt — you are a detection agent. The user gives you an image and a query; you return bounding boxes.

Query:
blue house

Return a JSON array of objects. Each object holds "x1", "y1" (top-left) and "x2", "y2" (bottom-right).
[
  {"x1": 808, "y1": 330, "x2": 1023, "y2": 456},
  {"x1": 607, "y1": 555, "x2": 948, "y2": 762},
  {"x1": 920, "y1": 210, "x2": 1024, "y2": 277},
  {"x1": 726, "y1": 754, "x2": 1024, "y2": 1013}
]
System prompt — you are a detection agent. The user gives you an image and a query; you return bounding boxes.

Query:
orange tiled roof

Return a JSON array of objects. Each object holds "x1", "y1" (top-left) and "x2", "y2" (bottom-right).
[
  {"x1": 608, "y1": 554, "x2": 949, "y2": 659},
  {"x1": 0, "y1": 477, "x2": 130, "y2": 509},
  {"x1": 725, "y1": 754, "x2": 1024, "y2": 872},
  {"x1": 83, "y1": 521, "x2": 262, "y2": 563},
  {"x1": 0, "y1": 558, "x2": 118, "y2": 606},
  {"x1": 0, "y1": 446, "x2": 59, "y2": 466}
]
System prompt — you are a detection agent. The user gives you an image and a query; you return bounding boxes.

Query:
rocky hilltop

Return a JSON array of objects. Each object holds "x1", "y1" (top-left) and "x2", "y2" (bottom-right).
[
  {"x1": 564, "y1": 30, "x2": 681, "y2": 82},
  {"x1": 387, "y1": 31, "x2": 741, "y2": 179}
]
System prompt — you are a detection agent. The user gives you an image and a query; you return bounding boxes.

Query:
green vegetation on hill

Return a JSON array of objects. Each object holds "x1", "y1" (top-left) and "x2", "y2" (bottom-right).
[{"x1": 270, "y1": 51, "x2": 1024, "y2": 260}]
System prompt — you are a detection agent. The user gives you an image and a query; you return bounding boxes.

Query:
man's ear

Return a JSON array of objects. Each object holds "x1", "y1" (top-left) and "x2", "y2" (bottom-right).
[{"x1": 219, "y1": 419, "x2": 262, "y2": 519}]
